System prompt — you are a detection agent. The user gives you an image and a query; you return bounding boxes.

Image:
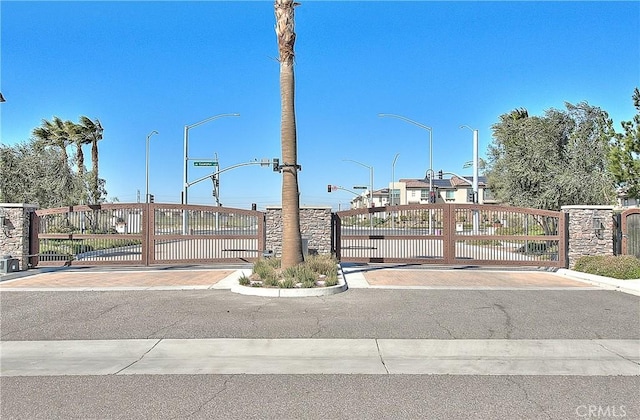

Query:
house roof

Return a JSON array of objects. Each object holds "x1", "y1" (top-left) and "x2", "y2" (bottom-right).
[{"x1": 399, "y1": 176, "x2": 487, "y2": 189}]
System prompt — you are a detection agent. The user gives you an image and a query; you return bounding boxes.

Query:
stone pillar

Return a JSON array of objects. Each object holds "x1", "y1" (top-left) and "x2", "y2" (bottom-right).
[
  {"x1": 265, "y1": 206, "x2": 333, "y2": 257},
  {"x1": 561, "y1": 205, "x2": 614, "y2": 269},
  {"x1": 0, "y1": 203, "x2": 39, "y2": 270}
]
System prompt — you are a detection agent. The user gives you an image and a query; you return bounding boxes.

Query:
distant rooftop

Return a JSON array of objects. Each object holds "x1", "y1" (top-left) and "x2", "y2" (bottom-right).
[{"x1": 399, "y1": 176, "x2": 487, "y2": 189}]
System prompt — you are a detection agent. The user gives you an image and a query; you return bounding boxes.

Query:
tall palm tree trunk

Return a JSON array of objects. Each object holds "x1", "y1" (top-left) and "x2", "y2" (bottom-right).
[
  {"x1": 90, "y1": 137, "x2": 99, "y2": 202},
  {"x1": 79, "y1": 116, "x2": 103, "y2": 204},
  {"x1": 275, "y1": 0, "x2": 303, "y2": 268}
]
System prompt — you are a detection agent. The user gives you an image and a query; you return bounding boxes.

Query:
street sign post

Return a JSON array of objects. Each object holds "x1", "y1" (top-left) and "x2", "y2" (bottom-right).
[{"x1": 194, "y1": 161, "x2": 217, "y2": 167}]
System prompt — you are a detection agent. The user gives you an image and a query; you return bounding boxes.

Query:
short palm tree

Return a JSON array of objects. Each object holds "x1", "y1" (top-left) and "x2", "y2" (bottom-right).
[
  {"x1": 32, "y1": 117, "x2": 72, "y2": 169},
  {"x1": 275, "y1": 0, "x2": 304, "y2": 269}
]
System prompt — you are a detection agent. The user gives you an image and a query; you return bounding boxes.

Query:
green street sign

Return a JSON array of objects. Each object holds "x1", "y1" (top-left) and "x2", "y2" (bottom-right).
[{"x1": 194, "y1": 161, "x2": 217, "y2": 167}]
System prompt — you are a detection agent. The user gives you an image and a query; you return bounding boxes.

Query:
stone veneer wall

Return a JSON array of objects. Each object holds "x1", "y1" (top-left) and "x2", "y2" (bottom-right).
[
  {"x1": 265, "y1": 206, "x2": 332, "y2": 257},
  {"x1": 0, "y1": 203, "x2": 38, "y2": 270},
  {"x1": 561, "y1": 205, "x2": 614, "y2": 269},
  {"x1": 1, "y1": 203, "x2": 624, "y2": 270}
]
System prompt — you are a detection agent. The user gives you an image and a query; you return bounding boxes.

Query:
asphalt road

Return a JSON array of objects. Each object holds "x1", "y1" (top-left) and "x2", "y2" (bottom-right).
[
  {"x1": 1, "y1": 285, "x2": 639, "y2": 419},
  {"x1": 2, "y1": 375, "x2": 638, "y2": 419},
  {"x1": 1, "y1": 289, "x2": 638, "y2": 340}
]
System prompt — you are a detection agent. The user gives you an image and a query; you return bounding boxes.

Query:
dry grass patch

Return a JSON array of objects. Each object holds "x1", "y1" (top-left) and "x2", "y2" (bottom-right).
[{"x1": 238, "y1": 254, "x2": 339, "y2": 288}]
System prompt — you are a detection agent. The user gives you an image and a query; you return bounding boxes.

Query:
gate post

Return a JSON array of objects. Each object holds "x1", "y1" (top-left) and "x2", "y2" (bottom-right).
[
  {"x1": 265, "y1": 206, "x2": 333, "y2": 257},
  {"x1": 443, "y1": 204, "x2": 455, "y2": 264},
  {"x1": 333, "y1": 212, "x2": 341, "y2": 261},
  {"x1": 0, "y1": 203, "x2": 39, "y2": 270},
  {"x1": 561, "y1": 205, "x2": 614, "y2": 268},
  {"x1": 613, "y1": 212, "x2": 622, "y2": 256},
  {"x1": 143, "y1": 203, "x2": 151, "y2": 266}
]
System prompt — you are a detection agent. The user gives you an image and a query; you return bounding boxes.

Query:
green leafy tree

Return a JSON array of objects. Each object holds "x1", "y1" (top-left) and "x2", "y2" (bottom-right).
[
  {"x1": 487, "y1": 101, "x2": 616, "y2": 211},
  {"x1": 0, "y1": 138, "x2": 75, "y2": 207},
  {"x1": 2, "y1": 116, "x2": 108, "y2": 206},
  {"x1": 608, "y1": 88, "x2": 640, "y2": 198}
]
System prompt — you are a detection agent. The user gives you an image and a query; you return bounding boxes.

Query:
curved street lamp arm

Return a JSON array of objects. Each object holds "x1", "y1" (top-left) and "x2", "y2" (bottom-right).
[
  {"x1": 378, "y1": 113, "x2": 432, "y2": 132},
  {"x1": 342, "y1": 158, "x2": 372, "y2": 170},
  {"x1": 186, "y1": 113, "x2": 240, "y2": 130},
  {"x1": 187, "y1": 160, "x2": 265, "y2": 188},
  {"x1": 333, "y1": 186, "x2": 361, "y2": 196}
]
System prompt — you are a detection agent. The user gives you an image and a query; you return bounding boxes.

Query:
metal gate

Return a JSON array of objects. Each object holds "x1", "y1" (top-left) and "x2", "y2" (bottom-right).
[
  {"x1": 621, "y1": 208, "x2": 640, "y2": 258},
  {"x1": 334, "y1": 204, "x2": 567, "y2": 267},
  {"x1": 31, "y1": 203, "x2": 265, "y2": 266}
]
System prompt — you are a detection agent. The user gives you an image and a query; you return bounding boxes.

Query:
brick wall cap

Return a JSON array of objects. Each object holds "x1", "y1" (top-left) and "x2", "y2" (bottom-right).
[
  {"x1": 561, "y1": 205, "x2": 614, "y2": 211},
  {"x1": 0, "y1": 203, "x2": 38, "y2": 209}
]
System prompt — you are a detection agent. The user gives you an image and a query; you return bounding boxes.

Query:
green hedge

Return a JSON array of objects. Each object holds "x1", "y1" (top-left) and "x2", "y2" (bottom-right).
[{"x1": 573, "y1": 255, "x2": 640, "y2": 280}]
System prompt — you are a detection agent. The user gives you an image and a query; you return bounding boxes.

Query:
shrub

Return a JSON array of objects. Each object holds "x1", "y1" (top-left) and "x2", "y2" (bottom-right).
[
  {"x1": 241, "y1": 254, "x2": 340, "y2": 288},
  {"x1": 323, "y1": 272, "x2": 339, "y2": 287},
  {"x1": 238, "y1": 275, "x2": 251, "y2": 286},
  {"x1": 283, "y1": 264, "x2": 316, "y2": 284},
  {"x1": 301, "y1": 279, "x2": 316, "y2": 288},
  {"x1": 305, "y1": 254, "x2": 338, "y2": 276},
  {"x1": 279, "y1": 278, "x2": 296, "y2": 288},
  {"x1": 262, "y1": 277, "x2": 280, "y2": 287},
  {"x1": 517, "y1": 242, "x2": 548, "y2": 254},
  {"x1": 573, "y1": 255, "x2": 640, "y2": 280},
  {"x1": 253, "y1": 259, "x2": 278, "y2": 283}
]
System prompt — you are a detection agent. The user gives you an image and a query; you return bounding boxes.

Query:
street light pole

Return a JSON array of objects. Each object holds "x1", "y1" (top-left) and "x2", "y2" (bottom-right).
[
  {"x1": 378, "y1": 114, "x2": 432, "y2": 192},
  {"x1": 343, "y1": 159, "x2": 374, "y2": 208},
  {"x1": 461, "y1": 125, "x2": 479, "y2": 234},
  {"x1": 379, "y1": 113, "x2": 433, "y2": 233},
  {"x1": 145, "y1": 130, "x2": 158, "y2": 203},
  {"x1": 391, "y1": 153, "x2": 400, "y2": 230},
  {"x1": 460, "y1": 125, "x2": 479, "y2": 203},
  {"x1": 182, "y1": 113, "x2": 239, "y2": 234},
  {"x1": 391, "y1": 153, "x2": 400, "y2": 206}
]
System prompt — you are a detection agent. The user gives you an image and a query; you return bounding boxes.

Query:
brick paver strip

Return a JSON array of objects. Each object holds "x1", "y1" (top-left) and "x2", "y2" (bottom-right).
[
  {"x1": 0, "y1": 271, "x2": 233, "y2": 288},
  {"x1": 362, "y1": 269, "x2": 592, "y2": 287}
]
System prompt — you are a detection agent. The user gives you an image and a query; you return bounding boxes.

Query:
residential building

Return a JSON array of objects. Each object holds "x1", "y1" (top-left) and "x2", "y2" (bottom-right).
[
  {"x1": 349, "y1": 188, "x2": 391, "y2": 209},
  {"x1": 616, "y1": 187, "x2": 640, "y2": 207},
  {"x1": 350, "y1": 175, "x2": 496, "y2": 209}
]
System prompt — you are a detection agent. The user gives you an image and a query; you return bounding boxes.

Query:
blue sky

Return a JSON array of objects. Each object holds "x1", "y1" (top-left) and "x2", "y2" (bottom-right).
[{"x1": 1, "y1": 1, "x2": 638, "y2": 211}]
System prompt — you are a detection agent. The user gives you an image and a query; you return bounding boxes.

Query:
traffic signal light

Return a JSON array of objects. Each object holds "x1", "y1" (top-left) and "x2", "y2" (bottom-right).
[
  {"x1": 438, "y1": 170, "x2": 443, "y2": 179},
  {"x1": 272, "y1": 158, "x2": 280, "y2": 172},
  {"x1": 327, "y1": 184, "x2": 332, "y2": 193},
  {"x1": 429, "y1": 191, "x2": 436, "y2": 203},
  {"x1": 149, "y1": 194, "x2": 155, "y2": 203},
  {"x1": 468, "y1": 191, "x2": 475, "y2": 203},
  {"x1": 251, "y1": 203, "x2": 257, "y2": 211}
]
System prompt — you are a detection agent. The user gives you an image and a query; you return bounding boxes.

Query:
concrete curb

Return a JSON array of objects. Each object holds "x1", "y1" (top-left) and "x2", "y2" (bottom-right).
[
  {"x1": 556, "y1": 269, "x2": 640, "y2": 297},
  {"x1": 211, "y1": 269, "x2": 252, "y2": 289},
  {"x1": 230, "y1": 265, "x2": 348, "y2": 297}
]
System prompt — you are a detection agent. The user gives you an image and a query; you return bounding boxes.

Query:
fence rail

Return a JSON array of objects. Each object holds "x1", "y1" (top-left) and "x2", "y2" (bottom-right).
[
  {"x1": 335, "y1": 204, "x2": 566, "y2": 267},
  {"x1": 32, "y1": 203, "x2": 265, "y2": 266}
]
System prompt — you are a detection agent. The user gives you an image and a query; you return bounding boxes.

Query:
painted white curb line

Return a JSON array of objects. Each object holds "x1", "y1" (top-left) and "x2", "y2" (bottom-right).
[{"x1": 556, "y1": 269, "x2": 640, "y2": 296}]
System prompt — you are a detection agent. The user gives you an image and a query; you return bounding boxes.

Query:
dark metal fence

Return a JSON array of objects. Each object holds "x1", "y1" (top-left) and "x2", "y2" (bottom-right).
[
  {"x1": 32, "y1": 203, "x2": 265, "y2": 266},
  {"x1": 334, "y1": 204, "x2": 567, "y2": 267}
]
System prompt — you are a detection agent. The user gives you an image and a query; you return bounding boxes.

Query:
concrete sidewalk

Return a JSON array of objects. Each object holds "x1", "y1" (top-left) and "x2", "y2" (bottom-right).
[{"x1": 2, "y1": 338, "x2": 638, "y2": 377}]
